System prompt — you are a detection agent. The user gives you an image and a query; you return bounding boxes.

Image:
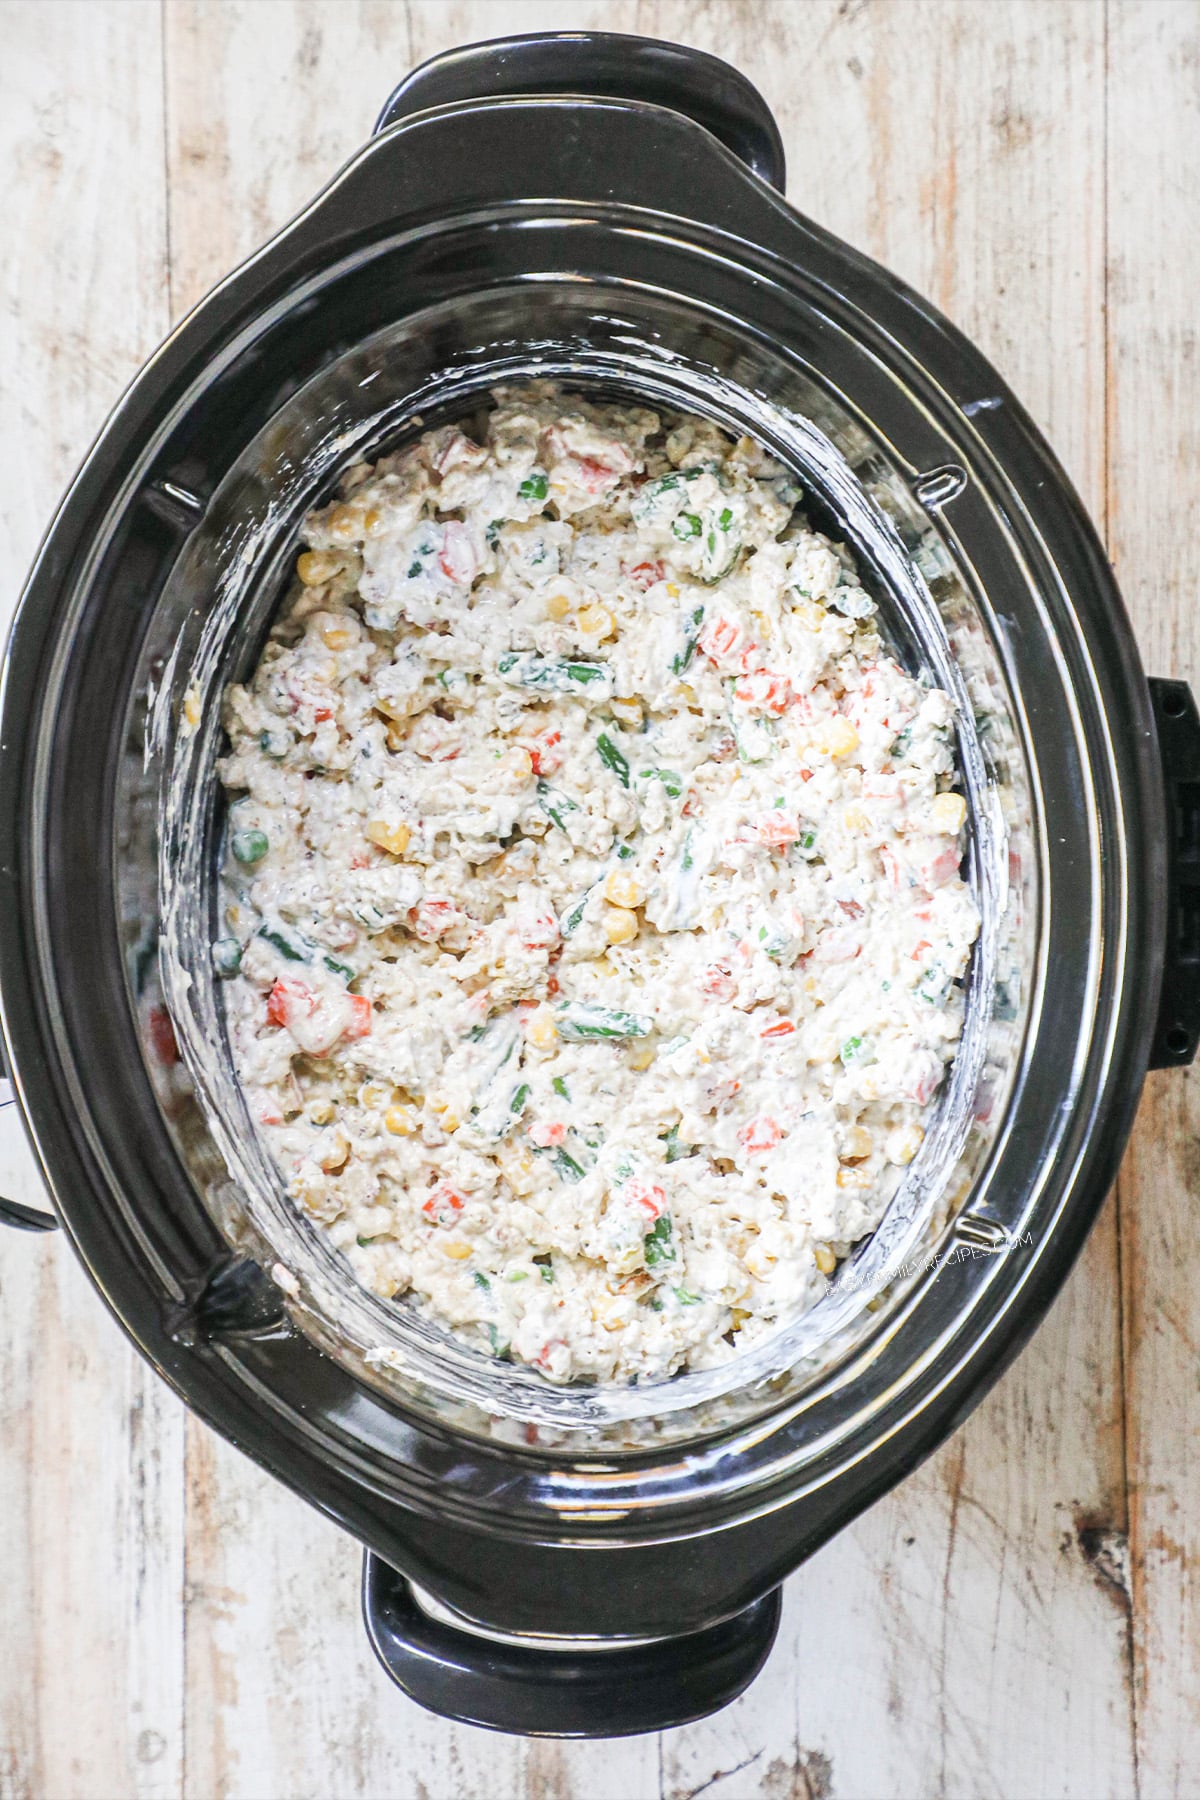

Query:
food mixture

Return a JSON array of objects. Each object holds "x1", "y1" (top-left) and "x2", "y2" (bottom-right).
[{"x1": 213, "y1": 386, "x2": 979, "y2": 1385}]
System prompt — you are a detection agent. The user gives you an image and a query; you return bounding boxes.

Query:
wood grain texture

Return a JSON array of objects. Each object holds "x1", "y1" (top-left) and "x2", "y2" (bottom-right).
[
  {"x1": 0, "y1": 7, "x2": 185, "y2": 1800},
  {"x1": 1108, "y1": 5, "x2": 1200, "y2": 1796},
  {"x1": 1, "y1": 2, "x2": 1196, "y2": 1795}
]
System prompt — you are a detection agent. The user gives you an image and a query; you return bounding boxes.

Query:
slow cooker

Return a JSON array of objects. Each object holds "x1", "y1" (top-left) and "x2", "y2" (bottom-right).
[{"x1": 4, "y1": 31, "x2": 1198, "y2": 1738}]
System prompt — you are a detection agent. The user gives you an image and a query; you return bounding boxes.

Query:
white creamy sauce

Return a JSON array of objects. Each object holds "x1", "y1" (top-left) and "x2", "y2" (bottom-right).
[{"x1": 214, "y1": 386, "x2": 980, "y2": 1385}]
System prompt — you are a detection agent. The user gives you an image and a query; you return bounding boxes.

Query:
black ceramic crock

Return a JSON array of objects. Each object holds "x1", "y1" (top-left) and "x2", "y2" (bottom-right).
[{"x1": 3, "y1": 33, "x2": 1199, "y2": 1738}]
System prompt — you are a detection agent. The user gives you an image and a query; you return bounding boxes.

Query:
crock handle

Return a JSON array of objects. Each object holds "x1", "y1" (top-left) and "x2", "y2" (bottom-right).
[
  {"x1": 0, "y1": 1071, "x2": 56, "y2": 1232},
  {"x1": 373, "y1": 32, "x2": 787, "y2": 193},
  {"x1": 361, "y1": 1552, "x2": 780, "y2": 1737}
]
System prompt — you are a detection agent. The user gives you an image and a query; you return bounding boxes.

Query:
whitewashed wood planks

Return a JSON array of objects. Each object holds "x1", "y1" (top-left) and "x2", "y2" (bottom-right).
[
  {"x1": 0, "y1": 7, "x2": 185, "y2": 1800},
  {"x1": 1109, "y1": 5, "x2": 1200, "y2": 1795},
  {"x1": 1, "y1": 1, "x2": 1196, "y2": 1794}
]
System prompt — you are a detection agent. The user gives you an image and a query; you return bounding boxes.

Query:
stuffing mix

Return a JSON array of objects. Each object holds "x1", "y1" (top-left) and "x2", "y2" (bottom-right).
[{"x1": 213, "y1": 385, "x2": 979, "y2": 1384}]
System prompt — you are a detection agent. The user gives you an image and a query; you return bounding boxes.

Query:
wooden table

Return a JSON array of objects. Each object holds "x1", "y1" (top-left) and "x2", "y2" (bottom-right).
[{"x1": 1, "y1": 4, "x2": 1196, "y2": 1795}]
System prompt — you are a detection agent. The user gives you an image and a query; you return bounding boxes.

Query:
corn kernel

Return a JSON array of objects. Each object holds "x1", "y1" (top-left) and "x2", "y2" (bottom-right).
[
  {"x1": 611, "y1": 697, "x2": 644, "y2": 727},
  {"x1": 384, "y1": 1105, "x2": 415, "y2": 1136},
  {"x1": 297, "y1": 549, "x2": 343, "y2": 586},
  {"x1": 426, "y1": 1093, "x2": 460, "y2": 1132},
  {"x1": 627, "y1": 1040, "x2": 657, "y2": 1071},
  {"x1": 744, "y1": 1243, "x2": 778, "y2": 1280},
  {"x1": 592, "y1": 1293, "x2": 628, "y2": 1331},
  {"x1": 665, "y1": 583, "x2": 680, "y2": 599},
  {"x1": 814, "y1": 1243, "x2": 838, "y2": 1276},
  {"x1": 604, "y1": 905, "x2": 640, "y2": 945},
  {"x1": 305, "y1": 1098, "x2": 335, "y2": 1127},
  {"x1": 576, "y1": 604, "x2": 615, "y2": 639},
  {"x1": 544, "y1": 593, "x2": 572, "y2": 621},
  {"x1": 792, "y1": 598, "x2": 826, "y2": 630},
  {"x1": 499, "y1": 747, "x2": 534, "y2": 781},
  {"x1": 320, "y1": 619, "x2": 356, "y2": 651},
  {"x1": 678, "y1": 683, "x2": 698, "y2": 706},
  {"x1": 183, "y1": 689, "x2": 201, "y2": 729},
  {"x1": 815, "y1": 716, "x2": 859, "y2": 759},
  {"x1": 385, "y1": 720, "x2": 406, "y2": 753},
  {"x1": 525, "y1": 1007, "x2": 558, "y2": 1049},
  {"x1": 442, "y1": 1239, "x2": 472, "y2": 1260},
  {"x1": 365, "y1": 819, "x2": 411, "y2": 858},
  {"x1": 930, "y1": 791, "x2": 967, "y2": 835},
  {"x1": 316, "y1": 1130, "x2": 350, "y2": 1174},
  {"x1": 730, "y1": 1307, "x2": 750, "y2": 1331},
  {"x1": 842, "y1": 803, "x2": 871, "y2": 834},
  {"x1": 360, "y1": 507, "x2": 385, "y2": 537},
  {"x1": 842, "y1": 1124, "x2": 873, "y2": 1162},
  {"x1": 358, "y1": 1081, "x2": 388, "y2": 1109},
  {"x1": 604, "y1": 870, "x2": 644, "y2": 909},
  {"x1": 888, "y1": 1123, "x2": 925, "y2": 1166},
  {"x1": 837, "y1": 1164, "x2": 873, "y2": 1191},
  {"x1": 498, "y1": 1146, "x2": 536, "y2": 1196},
  {"x1": 327, "y1": 502, "x2": 363, "y2": 544}
]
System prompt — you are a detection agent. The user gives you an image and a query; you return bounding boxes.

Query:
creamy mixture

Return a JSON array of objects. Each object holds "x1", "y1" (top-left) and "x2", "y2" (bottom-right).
[{"x1": 213, "y1": 386, "x2": 979, "y2": 1385}]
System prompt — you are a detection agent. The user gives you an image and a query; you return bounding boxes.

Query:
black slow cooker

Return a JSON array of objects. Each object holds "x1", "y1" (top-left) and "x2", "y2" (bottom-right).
[{"x1": 4, "y1": 32, "x2": 1199, "y2": 1738}]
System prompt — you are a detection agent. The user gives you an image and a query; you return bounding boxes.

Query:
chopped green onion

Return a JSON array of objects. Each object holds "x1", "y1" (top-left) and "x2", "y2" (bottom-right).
[
  {"x1": 639, "y1": 768, "x2": 683, "y2": 797},
  {"x1": 473, "y1": 1271, "x2": 490, "y2": 1291},
  {"x1": 537, "y1": 778, "x2": 578, "y2": 831},
  {"x1": 231, "y1": 828, "x2": 269, "y2": 866},
  {"x1": 671, "y1": 604, "x2": 705, "y2": 674},
  {"x1": 552, "y1": 1075, "x2": 571, "y2": 1100},
  {"x1": 672, "y1": 512, "x2": 702, "y2": 541},
  {"x1": 658, "y1": 1122, "x2": 695, "y2": 1164},
  {"x1": 596, "y1": 733, "x2": 631, "y2": 788},
  {"x1": 556, "y1": 1002, "x2": 653, "y2": 1041},
  {"x1": 518, "y1": 472, "x2": 549, "y2": 501},
  {"x1": 212, "y1": 938, "x2": 243, "y2": 979},
  {"x1": 644, "y1": 1216, "x2": 677, "y2": 1267},
  {"x1": 259, "y1": 925, "x2": 305, "y2": 962}
]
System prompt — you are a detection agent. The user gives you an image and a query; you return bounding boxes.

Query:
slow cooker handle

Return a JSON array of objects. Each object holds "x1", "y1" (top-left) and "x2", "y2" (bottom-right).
[
  {"x1": 361, "y1": 1552, "x2": 781, "y2": 1736},
  {"x1": 0, "y1": 1068, "x2": 56, "y2": 1232},
  {"x1": 373, "y1": 32, "x2": 787, "y2": 193}
]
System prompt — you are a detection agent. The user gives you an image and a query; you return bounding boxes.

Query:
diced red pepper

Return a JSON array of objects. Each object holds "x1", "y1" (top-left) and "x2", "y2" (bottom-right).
[
  {"x1": 701, "y1": 963, "x2": 736, "y2": 1001},
  {"x1": 528, "y1": 1121, "x2": 566, "y2": 1149},
  {"x1": 147, "y1": 1005, "x2": 179, "y2": 1066},
  {"x1": 519, "y1": 910, "x2": 560, "y2": 952},
  {"x1": 528, "y1": 729, "x2": 562, "y2": 776},
  {"x1": 411, "y1": 899, "x2": 458, "y2": 942},
  {"x1": 422, "y1": 1183, "x2": 466, "y2": 1226},
  {"x1": 344, "y1": 995, "x2": 373, "y2": 1038},
  {"x1": 627, "y1": 559, "x2": 665, "y2": 590},
  {"x1": 625, "y1": 1177, "x2": 666, "y2": 1220},
  {"x1": 755, "y1": 813, "x2": 801, "y2": 849},
  {"x1": 438, "y1": 519, "x2": 476, "y2": 585},
  {"x1": 734, "y1": 671, "x2": 793, "y2": 716},
  {"x1": 574, "y1": 456, "x2": 622, "y2": 495},
  {"x1": 699, "y1": 616, "x2": 742, "y2": 663},
  {"x1": 738, "y1": 1116, "x2": 782, "y2": 1156},
  {"x1": 267, "y1": 977, "x2": 315, "y2": 1031},
  {"x1": 759, "y1": 1018, "x2": 796, "y2": 1040}
]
